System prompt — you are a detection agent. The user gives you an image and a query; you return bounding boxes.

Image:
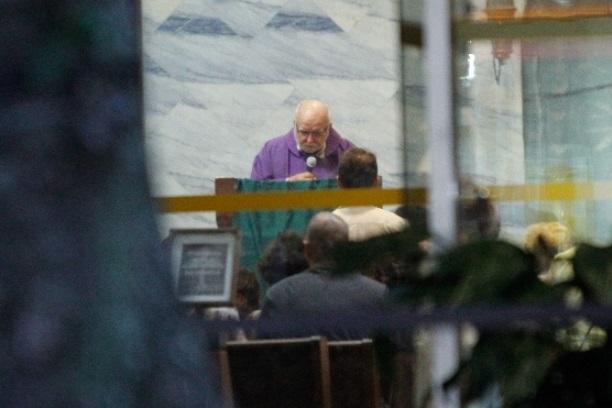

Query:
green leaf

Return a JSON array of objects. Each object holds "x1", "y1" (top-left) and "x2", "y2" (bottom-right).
[
  {"x1": 333, "y1": 229, "x2": 426, "y2": 276},
  {"x1": 454, "y1": 331, "x2": 562, "y2": 407},
  {"x1": 571, "y1": 243, "x2": 612, "y2": 304}
]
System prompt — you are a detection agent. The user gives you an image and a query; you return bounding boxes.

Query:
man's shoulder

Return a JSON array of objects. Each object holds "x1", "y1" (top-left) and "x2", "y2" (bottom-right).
[
  {"x1": 331, "y1": 207, "x2": 343, "y2": 217},
  {"x1": 332, "y1": 206, "x2": 381, "y2": 225},
  {"x1": 375, "y1": 207, "x2": 408, "y2": 223},
  {"x1": 332, "y1": 206, "x2": 372, "y2": 217},
  {"x1": 261, "y1": 131, "x2": 293, "y2": 150},
  {"x1": 344, "y1": 274, "x2": 387, "y2": 304},
  {"x1": 354, "y1": 274, "x2": 387, "y2": 292},
  {"x1": 267, "y1": 270, "x2": 315, "y2": 295},
  {"x1": 335, "y1": 206, "x2": 408, "y2": 241},
  {"x1": 357, "y1": 206, "x2": 406, "y2": 227},
  {"x1": 327, "y1": 128, "x2": 355, "y2": 152},
  {"x1": 334, "y1": 206, "x2": 406, "y2": 223}
]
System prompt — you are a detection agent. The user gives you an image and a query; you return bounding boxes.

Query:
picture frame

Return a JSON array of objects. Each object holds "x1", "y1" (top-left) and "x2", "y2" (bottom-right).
[{"x1": 168, "y1": 228, "x2": 241, "y2": 305}]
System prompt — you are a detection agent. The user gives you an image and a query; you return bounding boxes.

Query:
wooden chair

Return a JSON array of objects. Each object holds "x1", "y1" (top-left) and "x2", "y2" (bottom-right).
[
  {"x1": 221, "y1": 336, "x2": 332, "y2": 408},
  {"x1": 328, "y1": 339, "x2": 383, "y2": 408}
]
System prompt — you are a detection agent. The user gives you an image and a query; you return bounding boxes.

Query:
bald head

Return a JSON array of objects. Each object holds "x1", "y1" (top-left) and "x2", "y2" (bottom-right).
[
  {"x1": 294, "y1": 100, "x2": 331, "y2": 124},
  {"x1": 304, "y1": 212, "x2": 348, "y2": 265},
  {"x1": 293, "y1": 100, "x2": 332, "y2": 154}
]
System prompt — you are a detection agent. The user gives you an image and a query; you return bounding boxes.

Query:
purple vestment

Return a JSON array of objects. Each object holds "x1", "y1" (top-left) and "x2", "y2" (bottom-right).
[{"x1": 250, "y1": 128, "x2": 355, "y2": 180}]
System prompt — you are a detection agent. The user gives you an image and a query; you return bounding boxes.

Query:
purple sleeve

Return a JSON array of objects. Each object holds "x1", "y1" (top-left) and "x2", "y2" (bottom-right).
[
  {"x1": 251, "y1": 140, "x2": 277, "y2": 180},
  {"x1": 251, "y1": 150, "x2": 269, "y2": 180}
]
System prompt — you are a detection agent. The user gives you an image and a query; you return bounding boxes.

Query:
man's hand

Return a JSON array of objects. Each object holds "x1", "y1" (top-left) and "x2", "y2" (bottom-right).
[{"x1": 286, "y1": 172, "x2": 316, "y2": 181}]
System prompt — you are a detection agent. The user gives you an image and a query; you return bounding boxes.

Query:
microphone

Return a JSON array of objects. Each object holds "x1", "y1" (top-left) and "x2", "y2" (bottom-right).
[{"x1": 306, "y1": 156, "x2": 317, "y2": 172}]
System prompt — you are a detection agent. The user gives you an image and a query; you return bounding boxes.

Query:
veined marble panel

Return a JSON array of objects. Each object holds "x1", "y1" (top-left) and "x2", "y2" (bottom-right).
[
  {"x1": 457, "y1": 40, "x2": 525, "y2": 186},
  {"x1": 142, "y1": 0, "x2": 405, "y2": 236}
]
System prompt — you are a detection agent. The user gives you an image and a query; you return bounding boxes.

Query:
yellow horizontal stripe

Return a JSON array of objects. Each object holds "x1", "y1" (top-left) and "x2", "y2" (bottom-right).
[
  {"x1": 157, "y1": 188, "x2": 424, "y2": 213},
  {"x1": 155, "y1": 181, "x2": 612, "y2": 213},
  {"x1": 487, "y1": 181, "x2": 612, "y2": 202},
  {"x1": 487, "y1": 182, "x2": 583, "y2": 202}
]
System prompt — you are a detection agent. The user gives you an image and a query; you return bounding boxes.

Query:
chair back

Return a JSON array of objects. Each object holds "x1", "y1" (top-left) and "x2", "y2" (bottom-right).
[
  {"x1": 222, "y1": 336, "x2": 332, "y2": 408},
  {"x1": 328, "y1": 339, "x2": 383, "y2": 408}
]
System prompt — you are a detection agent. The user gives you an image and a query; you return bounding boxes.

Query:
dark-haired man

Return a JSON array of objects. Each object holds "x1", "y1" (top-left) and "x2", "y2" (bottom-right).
[
  {"x1": 257, "y1": 230, "x2": 309, "y2": 287},
  {"x1": 333, "y1": 147, "x2": 408, "y2": 241}
]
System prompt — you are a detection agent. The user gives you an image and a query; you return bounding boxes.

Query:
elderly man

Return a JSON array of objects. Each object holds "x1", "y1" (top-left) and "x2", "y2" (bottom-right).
[
  {"x1": 333, "y1": 147, "x2": 408, "y2": 241},
  {"x1": 251, "y1": 100, "x2": 355, "y2": 181},
  {"x1": 260, "y1": 212, "x2": 386, "y2": 339}
]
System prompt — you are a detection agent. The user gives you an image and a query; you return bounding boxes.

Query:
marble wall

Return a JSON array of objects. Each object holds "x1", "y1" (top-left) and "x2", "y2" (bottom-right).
[
  {"x1": 457, "y1": 40, "x2": 525, "y2": 187},
  {"x1": 456, "y1": 38, "x2": 526, "y2": 243},
  {"x1": 522, "y1": 35, "x2": 612, "y2": 243},
  {"x1": 142, "y1": 0, "x2": 406, "y2": 235}
]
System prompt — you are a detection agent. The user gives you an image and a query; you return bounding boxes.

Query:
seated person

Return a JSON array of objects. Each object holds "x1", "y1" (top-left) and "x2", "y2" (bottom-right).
[
  {"x1": 457, "y1": 187, "x2": 501, "y2": 243},
  {"x1": 260, "y1": 212, "x2": 414, "y2": 406},
  {"x1": 201, "y1": 269, "x2": 261, "y2": 344},
  {"x1": 234, "y1": 269, "x2": 260, "y2": 320},
  {"x1": 257, "y1": 230, "x2": 309, "y2": 287},
  {"x1": 251, "y1": 99, "x2": 355, "y2": 181},
  {"x1": 332, "y1": 147, "x2": 408, "y2": 241},
  {"x1": 260, "y1": 212, "x2": 386, "y2": 340}
]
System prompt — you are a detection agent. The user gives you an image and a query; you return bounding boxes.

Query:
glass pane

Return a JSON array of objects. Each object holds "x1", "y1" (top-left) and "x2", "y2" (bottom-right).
[
  {"x1": 521, "y1": 35, "x2": 612, "y2": 244},
  {"x1": 401, "y1": 2, "x2": 427, "y2": 190},
  {"x1": 141, "y1": 0, "x2": 409, "y2": 237},
  {"x1": 455, "y1": 34, "x2": 525, "y2": 243},
  {"x1": 454, "y1": 0, "x2": 612, "y2": 248},
  {"x1": 402, "y1": 45, "x2": 428, "y2": 189},
  {"x1": 456, "y1": 27, "x2": 612, "y2": 245}
]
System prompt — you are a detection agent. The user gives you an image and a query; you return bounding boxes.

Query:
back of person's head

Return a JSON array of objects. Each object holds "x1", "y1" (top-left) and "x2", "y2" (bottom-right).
[
  {"x1": 457, "y1": 190, "x2": 501, "y2": 242},
  {"x1": 304, "y1": 212, "x2": 349, "y2": 265},
  {"x1": 337, "y1": 147, "x2": 378, "y2": 188},
  {"x1": 257, "y1": 231, "x2": 309, "y2": 286}
]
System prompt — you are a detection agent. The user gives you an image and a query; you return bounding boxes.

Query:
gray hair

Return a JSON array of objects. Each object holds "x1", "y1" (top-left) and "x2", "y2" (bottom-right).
[{"x1": 304, "y1": 212, "x2": 348, "y2": 264}]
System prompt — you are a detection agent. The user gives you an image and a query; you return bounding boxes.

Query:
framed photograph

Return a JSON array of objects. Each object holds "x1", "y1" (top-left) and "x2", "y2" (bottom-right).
[{"x1": 168, "y1": 228, "x2": 241, "y2": 305}]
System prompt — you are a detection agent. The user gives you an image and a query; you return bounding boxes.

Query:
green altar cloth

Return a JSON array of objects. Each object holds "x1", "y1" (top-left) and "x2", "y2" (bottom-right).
[{"x1": 233, "y1": 179, "x2": 338, "y2": 291}]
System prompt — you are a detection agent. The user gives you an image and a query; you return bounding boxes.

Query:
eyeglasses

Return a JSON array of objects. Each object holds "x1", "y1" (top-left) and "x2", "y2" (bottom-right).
[{"x1": 296, "y1": 127, "x2": 329, "y2": 138}]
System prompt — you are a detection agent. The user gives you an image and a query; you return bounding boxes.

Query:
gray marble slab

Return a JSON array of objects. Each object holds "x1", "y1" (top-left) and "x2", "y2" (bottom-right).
[{"x1": 142, "y1": 0, "x2": 405, "y2": 235}]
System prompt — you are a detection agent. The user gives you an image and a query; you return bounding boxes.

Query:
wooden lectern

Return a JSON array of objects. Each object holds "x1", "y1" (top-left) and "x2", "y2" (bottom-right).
[{"x1": 215, "y1": 178, "x2": 239, "y2": 228}]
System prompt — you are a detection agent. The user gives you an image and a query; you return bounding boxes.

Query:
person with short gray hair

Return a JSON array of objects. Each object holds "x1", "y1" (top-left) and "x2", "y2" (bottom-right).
[
  {"x1": 302, "y1": 211, "x2": 349, "y2": 267},
  {"x1": 260, "y1": 212, "x2": 386, "y2": 340}
]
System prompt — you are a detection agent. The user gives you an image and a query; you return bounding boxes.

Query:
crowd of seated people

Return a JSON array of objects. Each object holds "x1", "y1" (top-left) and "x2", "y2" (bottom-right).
[
  {"x1": 200, "y1": 144, "x2": 420, "y2": 407},
  {"x1": 182, "y1": 100, "x2": 578, "y2": 408}
]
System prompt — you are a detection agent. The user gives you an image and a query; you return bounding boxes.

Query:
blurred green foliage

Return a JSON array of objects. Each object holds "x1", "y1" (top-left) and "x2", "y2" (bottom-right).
[{"x1": 335, "y1": 227, "x2": 612, "y2": 407}]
